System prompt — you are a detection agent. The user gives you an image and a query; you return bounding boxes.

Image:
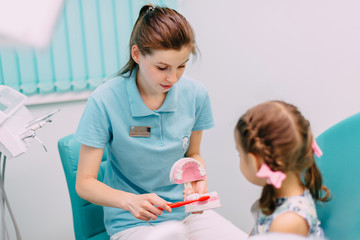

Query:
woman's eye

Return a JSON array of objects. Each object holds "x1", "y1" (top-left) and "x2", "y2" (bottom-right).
[
  {"x1": 157, "y1": 66, "x2": 167, "y2": 71},
  {"x1": 178, "y1": 65, "x2": 185, "y2": 69}
]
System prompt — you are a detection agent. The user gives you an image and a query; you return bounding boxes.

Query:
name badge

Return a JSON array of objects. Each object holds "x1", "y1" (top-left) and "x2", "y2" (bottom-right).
[{"x1": 129, "y1": 126, "x2": 151, "y2": 137}]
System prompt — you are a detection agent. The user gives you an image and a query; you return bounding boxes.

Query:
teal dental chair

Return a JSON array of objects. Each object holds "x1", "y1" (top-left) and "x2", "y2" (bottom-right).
[
  {"x1": 58, "y1": 134, "x2": 110, "y2": 240},
  {"x1": 315, "y1": 112, "x2": 360, "y2": 240}
]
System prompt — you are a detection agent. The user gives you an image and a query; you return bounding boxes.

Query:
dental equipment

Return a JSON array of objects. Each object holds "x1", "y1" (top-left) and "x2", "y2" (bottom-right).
[{"x1": 0, "y1": 85, "x2": 59, "y2": 240}]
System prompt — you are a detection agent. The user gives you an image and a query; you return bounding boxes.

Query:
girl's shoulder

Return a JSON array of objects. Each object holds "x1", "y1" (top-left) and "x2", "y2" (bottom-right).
[
  {"x1": 275, "y1": 190, "x2": 317, "y2": 219},
  {"x1": 273, "y1": 190, "x2": 323, "y2": 237},
  {"x1": 252, "y1": 190, "x2": 323, "y2": 236}
]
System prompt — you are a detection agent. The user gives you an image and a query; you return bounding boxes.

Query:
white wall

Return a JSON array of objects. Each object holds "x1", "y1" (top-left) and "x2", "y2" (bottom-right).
[
  {"x1": 179, "y1": 0, "x2": 360, "y2": 234},
  {"x1": 3, "y1": 0, "x2": 360, "y2": 239},
  {"x1": 4, "y1": 100, "x2": 86, "y2": 240}
]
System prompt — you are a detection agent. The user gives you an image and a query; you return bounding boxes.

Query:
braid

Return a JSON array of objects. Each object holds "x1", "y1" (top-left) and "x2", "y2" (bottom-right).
[
  {"x1": 253, "y1": 136, "x2": 280, "y2": 214},
  {"x1": 235, "y1": 100, "x2": 330, "y2": 215},
  {"x1": 259, "y1": 185, "x2": 276, "y2": 214},
  {"x1": 293, "y1": 108, "x2": 331, "y2": 202},
  {"x1": 304, "y1": 161, "x2": 330, "y2": 202},
  {"x1": 303, "y1": 134, "x2": 331, "y2": 202},
  {"x1": 237, "y1": 108, "x2": 282, "y2": 214}
]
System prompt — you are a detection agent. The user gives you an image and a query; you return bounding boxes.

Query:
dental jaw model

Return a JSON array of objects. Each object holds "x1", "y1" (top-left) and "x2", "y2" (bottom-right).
[{"x1": 170, "y1": 158, "x2": 221, "y2": 213}]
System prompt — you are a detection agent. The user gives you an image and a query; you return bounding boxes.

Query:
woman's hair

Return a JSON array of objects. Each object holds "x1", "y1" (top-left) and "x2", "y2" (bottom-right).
[
  {"x1": 235, "y1": 100, "x2": 330, "y2": 215},
  {"x1": 119, "y1": 4, "x2": 197, "y2": 77}
]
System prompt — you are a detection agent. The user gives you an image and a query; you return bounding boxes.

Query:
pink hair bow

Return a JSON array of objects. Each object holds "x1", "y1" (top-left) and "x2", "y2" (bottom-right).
[
  {"x1": 256, "y1": 164, "x2": 286, "y2": 189},
  {"x1": 312, "y1": 140, "x2": 323, "y2": 157}
]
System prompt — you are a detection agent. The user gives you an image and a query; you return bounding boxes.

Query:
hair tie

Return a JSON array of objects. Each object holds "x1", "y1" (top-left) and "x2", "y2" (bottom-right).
[
  {"x1": 312, "y1": 140, "x2": 323, "y2": 157},
  {"x1": 256, "y1": 164, "x2": 286, "y2": 189}
]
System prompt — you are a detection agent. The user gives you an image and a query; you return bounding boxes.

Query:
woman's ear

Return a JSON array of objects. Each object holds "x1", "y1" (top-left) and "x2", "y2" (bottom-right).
[
  {"x1": 248, "y1": 153, "x2": 263, "y2": 172},
  {"x1": 131, "y1": 45, "x2": 140, "y2": 64}
]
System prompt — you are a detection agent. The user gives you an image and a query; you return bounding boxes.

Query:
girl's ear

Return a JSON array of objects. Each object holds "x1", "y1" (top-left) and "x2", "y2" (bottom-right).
[
  {"x1": 131, "y1": 45, "x2": 140, "y2": 64},
  {"x1": 248, "y1": 153, "x2": 263, "y2": 171}
]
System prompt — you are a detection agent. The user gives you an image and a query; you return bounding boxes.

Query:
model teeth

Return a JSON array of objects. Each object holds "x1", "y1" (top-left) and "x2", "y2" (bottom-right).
[
  {"x1": 175, "y1": 169, "x2": 183, "y2": 180},
  {"x1": 184, "y1": 192, "x2": 221, "y2": 213},
  {"x1": 199, "y1": 165, "x2": 206, "y2": 176},
  {"x1": 174, "y1": 161, "x2": 206, "y2": 181},
  {"x1": 185, "y1": 193, "x2": 201, "y2": 200},
  {"x1": 185, "y1": 192, "x2": 216, "y2": 200}
]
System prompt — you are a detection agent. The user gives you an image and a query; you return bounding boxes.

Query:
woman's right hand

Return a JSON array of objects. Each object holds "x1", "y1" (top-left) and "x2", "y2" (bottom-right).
[{"x1": 123, "y1": 193, "x2": 172, "y2": 221}]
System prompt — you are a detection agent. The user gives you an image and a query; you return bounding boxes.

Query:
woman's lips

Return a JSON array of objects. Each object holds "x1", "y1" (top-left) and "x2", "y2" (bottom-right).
[{"x1": 160, "y1": 84, "x2": 172, "y2": 89}]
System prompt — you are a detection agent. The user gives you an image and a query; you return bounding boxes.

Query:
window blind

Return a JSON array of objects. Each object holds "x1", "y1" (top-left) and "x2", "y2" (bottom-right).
[{"x1": 0, "y1": 0, "x2": 177, "y2": 96}]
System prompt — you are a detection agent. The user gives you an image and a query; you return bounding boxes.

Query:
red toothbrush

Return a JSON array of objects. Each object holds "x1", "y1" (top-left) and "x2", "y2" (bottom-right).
[{"x1": 158, "y1": 196, "x2": 210, "y2": 210}]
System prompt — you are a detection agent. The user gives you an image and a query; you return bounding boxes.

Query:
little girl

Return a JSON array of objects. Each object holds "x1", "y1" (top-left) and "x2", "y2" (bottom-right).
[{"x1": 234, "y1": 100, "x2": 330, "y2": 238}]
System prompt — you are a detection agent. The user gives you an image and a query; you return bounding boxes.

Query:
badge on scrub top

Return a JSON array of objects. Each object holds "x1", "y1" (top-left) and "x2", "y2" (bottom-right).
[{"x1": 129, "y1": 126, "x2": 151, "y2": 137}]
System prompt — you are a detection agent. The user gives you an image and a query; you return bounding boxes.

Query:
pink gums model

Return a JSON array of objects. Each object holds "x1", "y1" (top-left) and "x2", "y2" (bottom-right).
[
  {"x1": 184, "y1": 192, "x2": 221, "y2": 213},
  {"x1": 169, "y1": 158, "x2": 221, "y2": 213},
  {"x1": 170, "y1": 158, "x2": 206, "y2": 185}
]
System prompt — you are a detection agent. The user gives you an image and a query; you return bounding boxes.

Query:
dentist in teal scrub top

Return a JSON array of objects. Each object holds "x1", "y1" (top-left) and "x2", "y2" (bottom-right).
[{"x1": 75, "y1": 4, "x2": 246, "y2": 240}]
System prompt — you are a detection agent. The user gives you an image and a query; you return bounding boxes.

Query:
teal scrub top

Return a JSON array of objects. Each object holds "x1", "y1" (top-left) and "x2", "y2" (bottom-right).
[{"x1": 75, "y1": 70, "x2": 214, "y2": 236}]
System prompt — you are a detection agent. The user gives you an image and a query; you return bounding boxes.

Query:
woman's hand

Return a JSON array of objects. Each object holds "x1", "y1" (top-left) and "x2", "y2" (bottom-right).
[
  {"x1": 182, "y1": 180, "x2": 208, "y2": 214},
  {"x1": 183, "y1": 180, "x2": 208, "y2": 198},
  {"x1": 123, "y1": 193, "x2": 172, "y2": 221}
]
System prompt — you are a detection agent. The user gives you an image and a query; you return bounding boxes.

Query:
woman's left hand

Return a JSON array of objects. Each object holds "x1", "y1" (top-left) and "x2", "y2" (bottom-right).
[
  {"x1": 183, "y1": 180, "x2": 207, "y2": 198},
  {"x1": 183, "y1": 180, "x2": 208, "y2": 214}
]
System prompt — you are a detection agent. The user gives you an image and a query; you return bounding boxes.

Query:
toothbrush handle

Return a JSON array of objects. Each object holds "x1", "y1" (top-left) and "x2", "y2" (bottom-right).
[
  {"x1": 167, "y1": 200, "x2": 193, "y2": 208},
  {"x1": 158, "y1": 196, "x2": 210, "y2": 210}
]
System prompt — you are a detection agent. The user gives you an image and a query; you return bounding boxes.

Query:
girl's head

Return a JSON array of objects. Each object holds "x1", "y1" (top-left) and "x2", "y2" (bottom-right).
[
  {"x1": 120, "y1": 5, "x2": 197, "y2": 77},
  {"x1": 234, "y1": 100, "x2": 329, "y2": 214}
]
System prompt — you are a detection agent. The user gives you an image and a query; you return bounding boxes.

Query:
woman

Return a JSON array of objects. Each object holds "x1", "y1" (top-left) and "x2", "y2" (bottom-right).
[{"x1": 75, "y1": 5, "x2": 246, "y2": 240}]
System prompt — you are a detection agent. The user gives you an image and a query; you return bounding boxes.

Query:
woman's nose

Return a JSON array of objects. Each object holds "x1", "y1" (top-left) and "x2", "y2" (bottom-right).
[{"x1": 167, "y1": 71, "x2": 177, "y2": 83}]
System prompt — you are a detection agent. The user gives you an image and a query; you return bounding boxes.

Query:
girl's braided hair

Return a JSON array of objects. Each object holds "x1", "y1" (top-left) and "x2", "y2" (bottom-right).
[{"x1": 236, "y1": 100, "x2": 330, "y2": 214}]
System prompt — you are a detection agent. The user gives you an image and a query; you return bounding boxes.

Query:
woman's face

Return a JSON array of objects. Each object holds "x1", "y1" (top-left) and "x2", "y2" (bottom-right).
[{"x1": 133, "y1": 45, "x2": 192, "y2": 96}]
